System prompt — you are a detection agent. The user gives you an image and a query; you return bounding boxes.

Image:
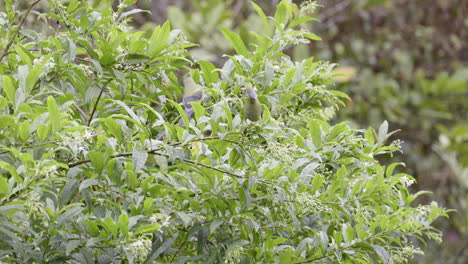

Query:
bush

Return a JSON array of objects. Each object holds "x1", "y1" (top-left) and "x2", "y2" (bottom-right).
[{"x1": 0, "y1": 0, "x2": 447, "y2": 263}]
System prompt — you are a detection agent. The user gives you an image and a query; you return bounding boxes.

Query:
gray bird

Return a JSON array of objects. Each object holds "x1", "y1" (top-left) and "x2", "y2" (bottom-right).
[{"x1": 180, "y1": 73, "x2": 202, "y2": 125}]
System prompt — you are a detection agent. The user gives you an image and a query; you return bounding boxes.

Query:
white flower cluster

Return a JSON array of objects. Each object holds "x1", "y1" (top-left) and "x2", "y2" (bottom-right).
[
  {"x1": 300, "y1": 0, "x2": 320, "y2": 15},
  {"x1": 225, "y1": 248, "x2": 242, "y2": 264},
  {"x1": 389, "y1": 244, "x2": 424, "y2": 264},
  {"x1": 33, "y1": 56, "x2": 55, "y2": 75},
  {"x1": 278, "y1": 29, "x2": 311, "y2": 49},
  {"x1": 267, "y1": 140, "x2": 304, "y2": 165},
  {"x1": 40, "y1": 164, "x2": 58, "y2": 178},
  {"x1": 61, "y1": 129, "x2": 94, "y2": 156},
  {"x1": 296, "y1": 192, "x2": 332, "y2": 214},
  {"x1": 78, "y1": 63, "x2": 94, "y2": 76},
  {"x1": 412, "y1": 203, "x2": 440, "y2": 230},
  {"x1": 23, "y1": 190, "x2": 48, "y2": 227},
  {"x1": 400, "y1": 176, "x2": 415, "y2": 187},
  {"x1": 125, "y1": 238, "x2": 152, "y2": 262},
  {"x1": 149, "y1": 213, "x2": 171, "y2": 227}
]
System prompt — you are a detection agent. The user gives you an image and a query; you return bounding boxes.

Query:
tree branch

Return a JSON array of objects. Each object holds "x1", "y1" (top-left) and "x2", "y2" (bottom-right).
[
  {"x1": 66, "y1": 136, "x2": 248, "y2": 179},
  {"x1": 67, "y1": 147, "x2": 244, "y2": 179},
  {"x1": 87, "y1": 85, "x2": 106, "y2": 126},
  {"x1": 0, "y1": 0, "x2": 42, "y2": 61}
]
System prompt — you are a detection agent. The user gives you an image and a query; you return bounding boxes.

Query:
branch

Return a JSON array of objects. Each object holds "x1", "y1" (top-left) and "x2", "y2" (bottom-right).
[
  {"x1": 73, "y1": 102, "x2": 89, "y2": 123},
  {"x1": 87, "y1": 85, "x2": 105, "y2": 126},
  {"x1": 0, "y1": 0, "x2": 42, "y2": 61},
  {"x1": 61, "y1": 132, "x2": 284, "y2": 185},
  {"x1": 67, "y1": 147, "x2": 244, "y2": 179},
  {"x1": 69, "y1": 137, "x2": 279, "y2": 186}
]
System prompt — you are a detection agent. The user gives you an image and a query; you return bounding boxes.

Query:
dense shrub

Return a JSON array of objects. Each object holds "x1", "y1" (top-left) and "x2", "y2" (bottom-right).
[{"x1": 0, "y1": 0, "x2": 447, "y2": 263}]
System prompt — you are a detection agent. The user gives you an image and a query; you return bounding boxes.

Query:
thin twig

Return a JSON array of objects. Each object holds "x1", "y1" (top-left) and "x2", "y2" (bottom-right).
[
  {"x1": 64, "y1": 135, "x2": 258, "y2": 181},
  {"x1": 66, "y1": 135, "x2": 239, "y2": 168},
  {"x1": 67, "y1": 147, "x2": 244, "y2": 179},
  {"x1": 73, "y1": 102, "x2": 89, "y2": 123},
  {"x1": 0, "y1": 0, "x2": 42, "y2": 61},
  {"x1": 87, "y1": 80, "x2": 112, "y2": 126}
]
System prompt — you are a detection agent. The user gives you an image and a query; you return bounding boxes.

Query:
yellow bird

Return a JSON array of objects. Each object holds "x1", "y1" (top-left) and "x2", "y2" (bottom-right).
[{"x1": 244, "y1": 85, "x2": 262, "y2": 122}]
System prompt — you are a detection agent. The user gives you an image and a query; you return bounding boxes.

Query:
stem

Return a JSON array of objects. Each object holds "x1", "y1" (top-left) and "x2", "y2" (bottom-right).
[
  {"x1": 87, "y1": 80, "x2": 111, "y2": 126},
  {"x1": 67, "y1": 148, "x2": 244, "y2": 179},
  {"x1": 63, "y1": 135, "x2": 267, "y2": 183},
  {"x1": 0, "y1": 0, "x2": 42, "y2": 61}
]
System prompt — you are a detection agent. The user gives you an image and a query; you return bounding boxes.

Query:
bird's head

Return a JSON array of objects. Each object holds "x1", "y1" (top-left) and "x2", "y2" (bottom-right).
[{"x1": 245, "y1": 84, "x2": 258, "y2": 100}]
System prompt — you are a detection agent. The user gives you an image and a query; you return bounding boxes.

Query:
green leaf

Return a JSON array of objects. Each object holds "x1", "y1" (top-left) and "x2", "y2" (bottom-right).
[
  {"x1": 309, "y1": 120, "x2": 322, "y2": 147},
  {"x1": 18, "y1": 120, "x2": 30, "y2": 141},
  {"x1": 0, "y1": 161, "x2": 22, "y2": 183},
  {"x1": 99, "y1": 217, "x2": 118, "y2": 237},
  {"x1": 304, "y1": 32, "x2": 322, "y2": 41},
  {"x1": 220, "y1": 28, "x2": 249, "y2": 56},
  {"x1": 289, "y1": 16, "x2": 318, "y2": 28},
  {"x1": 120, "y1": 9, "x2": 149, "y2": 18},
  {"x1": 372, "y1": 244, "x2": 390, "y2": 263},
  {"x1": 210, "y1": 219, "x2": 224, "y2": 234},
  {"x1": 84, "y1": 220, "x2": 100, "y2": 236},
  {"x1": 176, "y1": 212, "x2": 192, "y2": 227},
  {"x1": 167, "y1": 99, "x2": 189, "y2": 127},
  {"x1": 378, "y1": 120, "x2": 389, "y2": 145},
  {"x1": 2, "y1": 75, "x2": 16, "y2": 103},
  {"x1": 78, "y1": 39, "x2": 99, "y2": 59},
  {"x1": 365, "y1": 128, "x2": 376, "y2": 146},
  {"x1": 47, "y1": 96, "x2": 61, "y2": 131},
  {"x1": 0, "y1": 176, "x2": 8, "y2": 197},
  {"x1": 143, "y1": 197, "x2": 153, "y2": 212},
  {"x1": 14, "y1": 45, "x2": 32, "y2": 66},
  {"x1": 191, "y1": 102, "x2": 205, "y2": 122},
  {"x1": 27, "y1": 63, "x2": 44, "y2": 92},
  {"x1": 79, "y1": 179, "x2": 100, "y2": 192},
  {"x1": 198, "y1": 60, "x2": 218, "y2": 84},
  {"x1": 66, "y1": 0, "x2": 80, "y2": 13},
  {"x1": 145, "y1": 233, "x2": 178, "y2": 261},
  {"x1": 65, "y1": 240, "x2": 81, "y2": 256},
  {"x1": 118, "y1": 213, "x2": 129, "y2": 236},
  {"x1": 343, "y1": 224, "x2": 355, "y2": 242},
  {"x1": 135, "y1": 223, "x2": 161, "y2": 235},
  {"x1": 148, "y1": 21, "x2": 171, "y2": 57},
  {"x1": 102, "y1": 118, "x2": 123, "y2": 141},
  {"x1": 132, "y1": 148, "x2": 148, "y2": 173},
  {"x1": 127, "y1": 170, "x2": 138, "y2": 189},
  {"x1": 57, "y1": 204, "x2": 83, "y2": 226},
  {"x1": 122, "y1": 53, "x2": 150, "y2": 64},
  {"x1": 88, "y1": 151, "x2": 106, "y2": 174},
  {"x1": 79, "y1": 15, "x2": 89, "y2": 31},
  {"x1": 274, "y1": 0, "x2": 288, "y2": 25},
  {"x1": 250, "y1": 2, "x2": 270, "y2": 35},
  {"x1": 97, "y1": 36, "x2": 115, "y2": 66},
  {"x1": 385, "y1": 162, "x2": 405, "y2": 177},
  {"x1": 107, "y1": 99, "x2": 144, "y2": 127},
  {"x1": 37, "y1": 124, "x2": 49, "y2": 141}
]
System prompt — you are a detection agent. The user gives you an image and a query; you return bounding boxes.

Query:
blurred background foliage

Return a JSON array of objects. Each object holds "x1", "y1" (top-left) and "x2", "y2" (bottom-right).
[{"x1": 6, "y1": 0, "x2": 466, "y2": 262}]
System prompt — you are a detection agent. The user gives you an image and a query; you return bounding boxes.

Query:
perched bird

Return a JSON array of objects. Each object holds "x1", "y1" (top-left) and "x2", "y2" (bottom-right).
[
  {"x1": 181, "y1": 73, "x2": 203, "y2": 125},
  {"x1": 244, "y1": 85, "x2": 262, "y2": 122}
]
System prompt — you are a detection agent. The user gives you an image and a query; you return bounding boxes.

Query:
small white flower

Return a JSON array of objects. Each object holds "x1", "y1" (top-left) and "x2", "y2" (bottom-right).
[{"x1": 400, "y1": 176, "x2": 415, "y2": 187}]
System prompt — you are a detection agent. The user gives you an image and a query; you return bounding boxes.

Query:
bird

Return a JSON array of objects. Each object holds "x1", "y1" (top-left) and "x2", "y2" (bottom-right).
[
  {"x1": 244, "y1": 84, "x2": 262, "y2": 122},
  {"x1": 180, "y1": 73, "x2": 203, "y2": 125}
]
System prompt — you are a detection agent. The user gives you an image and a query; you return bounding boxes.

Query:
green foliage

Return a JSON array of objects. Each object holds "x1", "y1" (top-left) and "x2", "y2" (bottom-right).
[
  {"x1": 303, "y1": 1, "x2": 467, "y2": 262},
  {"x1": 0, "y1": 0, "x2": 447, "y2": 263}
]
